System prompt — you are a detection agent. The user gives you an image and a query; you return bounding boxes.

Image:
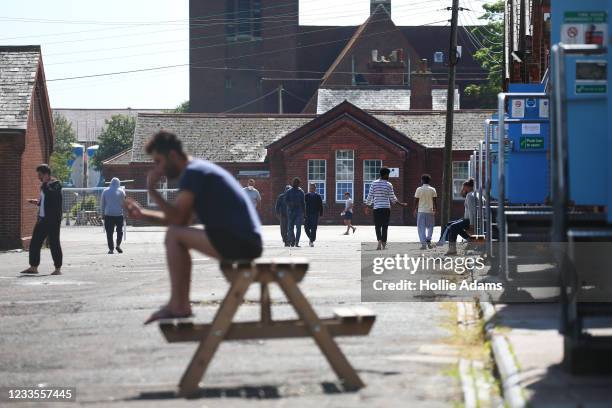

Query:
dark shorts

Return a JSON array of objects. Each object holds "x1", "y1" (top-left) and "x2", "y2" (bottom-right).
[
  {"x1": 343, "y1": 211, "x2": 353, "y2": 220},
  {"x1": 206, "y1": 228, "x2": 263, "y2": 260}
]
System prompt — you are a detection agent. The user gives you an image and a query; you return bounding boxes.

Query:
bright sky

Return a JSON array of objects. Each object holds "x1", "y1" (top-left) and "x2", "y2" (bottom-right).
[{"x1": 0, "y1": 0, "x2": 485, "y2": 109}]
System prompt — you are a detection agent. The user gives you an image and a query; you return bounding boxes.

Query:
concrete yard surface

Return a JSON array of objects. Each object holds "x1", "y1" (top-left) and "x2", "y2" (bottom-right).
[{"x1": 0, "y1": 225, "x2": 468, "y2": 407}]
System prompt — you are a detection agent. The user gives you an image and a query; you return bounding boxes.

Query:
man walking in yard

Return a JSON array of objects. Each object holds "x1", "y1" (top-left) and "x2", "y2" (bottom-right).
[
  {"x1": 365, "y1": 167, "x2": 408, "y2": 250},
  {"x1": 101, "y1": 177, "x2": 126, "y2": 254},
  {"x1": 413, "y1": 174, "x2": 437, "y2": 250},
  {"x1": 275, "y1": 185, "x2": 291, "y2": 246},
  {"x1": 341, "y1": 192, "x2": 357, "y2": 235},
  {"x1": 284, "y1": 177, "x2": 305, "y2": 247},
  {"x1": 21, "y1": 164, "x2": 63, "y2": 275},
  {"x1": 243, "y1": 178, "x2": 262, "y2": 210},
  {"x1": 123, "y1": 131, "x2": 262, "y2": 324},
  {"x1": 304, "y1": 183, "x2": 323, "y2": 247}
]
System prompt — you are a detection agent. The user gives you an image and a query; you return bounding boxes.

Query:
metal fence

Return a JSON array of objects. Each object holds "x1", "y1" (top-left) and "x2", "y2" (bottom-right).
[{"x1": 61, "y1": 188, "x2": 178, "y2": 227}]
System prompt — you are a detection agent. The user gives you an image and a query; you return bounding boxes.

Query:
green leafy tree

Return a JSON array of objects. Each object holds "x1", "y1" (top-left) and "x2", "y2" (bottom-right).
[
  {"x1": 93, "y1": 114, "x2": 136, "y2": 170},
  {"x1": 172, "y1": 100, "x2": 190, "y2": 113},
  {"x1": 50, "y1": 113, "x2": 77, "y2": 182},
  {"x1": 464, "y1": 1, "x2": 504, "y2": 107}
]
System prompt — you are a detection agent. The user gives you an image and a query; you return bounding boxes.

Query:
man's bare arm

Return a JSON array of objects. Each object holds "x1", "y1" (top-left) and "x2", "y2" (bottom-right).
[{"x1": 148, "y1": 189, "x2": 194, "y2": 226}]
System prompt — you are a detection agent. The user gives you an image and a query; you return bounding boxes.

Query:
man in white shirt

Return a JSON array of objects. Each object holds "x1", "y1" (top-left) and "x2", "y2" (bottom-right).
[
  {"x1": 243, "y1": 179, "x2": 262, "y2": 209},
  {"x1": 365, "y1": 167, "x2": 408, "y2": 250},
  {"x1": 413, "y1": 174, "x2": 437, "y2": 249}
]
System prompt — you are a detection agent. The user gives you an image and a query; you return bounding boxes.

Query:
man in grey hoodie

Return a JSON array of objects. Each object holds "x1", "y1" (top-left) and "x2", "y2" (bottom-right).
[{"x1": 101, "y1": 177, "x2": 126, "y2": 254}]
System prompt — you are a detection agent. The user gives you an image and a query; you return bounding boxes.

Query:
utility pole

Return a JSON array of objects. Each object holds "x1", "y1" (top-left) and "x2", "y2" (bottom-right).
[
  {"x1": 278, "y1": 85, "x2": 284, "y2": 114},
  {"x1": 440, "y1": 0, "x2": 460, "y2": 230},
  {"x1": 519, "y1": 0, "x2": 527, "y2": 82}
]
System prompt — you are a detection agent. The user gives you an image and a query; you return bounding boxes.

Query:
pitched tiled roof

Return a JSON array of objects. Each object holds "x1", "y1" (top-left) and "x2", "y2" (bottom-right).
[
  {"x1": 373, "y1": 111, "x2": 493, "y2": 150},
  {"x1": 53, "y1": 108, "x2": 165, "y2": 143},
  {"x1": 316, "y1": 88, "x2": 460, "y2": 113},
  {"x1": 102, "y1": 148, "x2": 132, "y2": 166},
  {"x1": 131, "y1": 114, "x2": 313, "y2": 163},
  {"x1": 130, "y1": 108, "x2": 493, "y2": 164},
  {"x1": 0, "y1": 46, "x2": 40, "y2": 129}
]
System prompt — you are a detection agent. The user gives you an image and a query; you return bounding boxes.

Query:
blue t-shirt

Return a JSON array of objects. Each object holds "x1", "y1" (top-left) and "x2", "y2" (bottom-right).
[{"x1": 179, "y1": 159, "x2": 262, "y2": 241}]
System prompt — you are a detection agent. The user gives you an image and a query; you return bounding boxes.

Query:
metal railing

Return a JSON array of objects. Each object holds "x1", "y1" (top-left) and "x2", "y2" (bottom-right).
[{"x1": 61, "y1": 188, "x2": 178, "y2": 227}]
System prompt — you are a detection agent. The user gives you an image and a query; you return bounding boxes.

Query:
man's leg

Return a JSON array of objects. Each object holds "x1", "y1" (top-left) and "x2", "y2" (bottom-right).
[
  {"x1": 47, "y1": 221, "x2": 63, "y2": 272},
  {"x1": 303, "y1": 216, "x2": 312, "y2": 242},
  {"x1": 381, "y1": 209, "x2": 390, "y2": 244},
  {"x1": 280, "y1": 216, "x2": 288, "y2": 244},
  {"x1": 373, "y1": 210, "x2": 383, "y2": 243},
  {"x1": 425, "y1": 213, "x2": 435, "y2": 246},
  {"x1": 163, "y1": 225, "x2": 221, "y2": 314},
  {"x1": 287, "y1": 211, "x2": 296, "y2": 245},
  {"x1": 417, "y1": 212, "x2": 426, "y2": 245},
  {"x1": 457, "y1": 219, "x2": 472, "y2": 240},
  {"x1": 448, "y1": 219, "x2": 470, "y2": 243},
  {"x1": 438, "y1": 221, "x2": 453, "y2": 244},
  {"x1": 311, "y1": 216, "x2": 318, "y2": 242},
  {"x1": 115, "y1": 216, "x2": 124, "y2": 249},
  {"x1": 294, "y1": 213, "x2": 302, "y2": 245},
  {"x1": 26, "y1": 220, "x2": 46, "y2": 272},
  {"x1": 104, "y1": 216, "x2": 114, "y2": 251}
]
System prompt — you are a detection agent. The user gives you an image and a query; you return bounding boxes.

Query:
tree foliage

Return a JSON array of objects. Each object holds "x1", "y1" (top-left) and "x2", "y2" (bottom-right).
[
  {"x1": 93, "y1": 114, "x2": 136, "y2": 170},
  {"x1": 464, "y1": 1, "x2": 504, "y2": 107},
  {"x1": 172, "y1": 100, "x2": 190, "y2": 113},
  {"x1": 50, "y1": 113, "x2": 77, "y2": 182}
]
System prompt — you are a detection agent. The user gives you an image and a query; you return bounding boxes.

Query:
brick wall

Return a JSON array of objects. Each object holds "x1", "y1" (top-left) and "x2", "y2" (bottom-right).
[
  {"x1": 0, "y1": 132, "x2": 24, "y2": 249},
  {"x1": 103, "y1": 124, "x2": 473, "y2": 228},
  {"x1": 269, "y1": 117, "x2": 412, "y2": 225},
  {"x1": 20, "y1": 83, "x2": 52, "y2": 248}
]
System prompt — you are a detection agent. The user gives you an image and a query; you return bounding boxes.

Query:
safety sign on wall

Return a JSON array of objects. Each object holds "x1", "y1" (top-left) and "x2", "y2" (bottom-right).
[
  {"x1": 511, "y1": 99, "x2": 525, "y2": 118},
  {"x1": 561, "y1": 11, "x2": 608, "y2": 45}
]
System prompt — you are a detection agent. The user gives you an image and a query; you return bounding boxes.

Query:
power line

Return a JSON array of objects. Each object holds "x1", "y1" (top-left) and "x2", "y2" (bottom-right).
[
  {"x1": 43, "y1": 10, "x2": 446, "y2": 65},
  {"x1": 38, "y1": 20, "x2": 452, "y2": 84},
  {"x1": 222, "y1": 88, "x2": 278, "y2": 113}
]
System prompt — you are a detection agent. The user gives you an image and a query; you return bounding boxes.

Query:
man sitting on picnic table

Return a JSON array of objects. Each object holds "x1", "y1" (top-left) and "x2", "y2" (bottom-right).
[{"x1": 123, "y1": 131, "x2": 263, "y2": 324}]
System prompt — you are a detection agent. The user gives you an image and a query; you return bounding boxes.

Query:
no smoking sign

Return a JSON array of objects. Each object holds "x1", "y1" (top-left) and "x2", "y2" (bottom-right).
[{"x1": 567, "y1": 26, "x2": 578, "y2": 38}]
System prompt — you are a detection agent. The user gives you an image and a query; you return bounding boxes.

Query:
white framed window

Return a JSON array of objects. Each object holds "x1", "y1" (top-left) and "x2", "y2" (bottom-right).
[
  {"x1": 452, "y1": 161, "x2": 470, "y2": 200},
  {"x1": 363, "y1": 159, "x2": 383, "y2": 200},
  {"x1": 335, "y1": 150, "x2": 354, "y2": 202},
  {"x1": 307, "y1": 159, "x2": 327, "y2": 202},
  {"x1": 147, "y1": 177, "x2": 168, "y2": 206}
]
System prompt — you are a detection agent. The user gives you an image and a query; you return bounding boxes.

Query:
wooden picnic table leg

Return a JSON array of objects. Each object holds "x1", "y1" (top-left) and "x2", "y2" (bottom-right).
[
  {"x1": 178, "y1": 266, "x2": 256, "y2": 397},
  {"x1": 261, "y1": 282, "x2": 272, "y2": 325},
  {"x1": 275, "y1": 270, "x2": 365, "y2": 390}
]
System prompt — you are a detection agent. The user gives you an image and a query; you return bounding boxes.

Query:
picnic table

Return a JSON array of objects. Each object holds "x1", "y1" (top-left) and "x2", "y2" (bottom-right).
[{"x1": 158, "y1": 257, "x2": 376, "y2": 397}]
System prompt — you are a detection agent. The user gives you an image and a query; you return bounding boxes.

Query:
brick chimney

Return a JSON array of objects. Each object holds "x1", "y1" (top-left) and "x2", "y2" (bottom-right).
[
  {"x1": 410, "y1": 59, "x2": 432, "y2": 110},
  {"x1": 370, "y1": 0, "x2": 391, "y2": 17},
  {"x1": 365, "y1": 48, "x2": 405, "y2": 86}
]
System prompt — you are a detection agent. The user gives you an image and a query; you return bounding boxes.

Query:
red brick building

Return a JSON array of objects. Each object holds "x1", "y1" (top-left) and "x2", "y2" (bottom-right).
[
  {"x1": 0, "y1": 46, "x2": 54, "y2": 249},
  {"x1": 103, "y1": 102, "x2": 492, "y2": 226},
  {"x1": 189, "y1": 0, "x2": 488, "y2": 113}
]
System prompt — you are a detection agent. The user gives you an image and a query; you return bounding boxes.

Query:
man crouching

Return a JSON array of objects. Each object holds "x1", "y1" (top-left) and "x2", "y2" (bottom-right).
[{"x1": 124, "y1": 131, "x2": 263, "y2": 324}]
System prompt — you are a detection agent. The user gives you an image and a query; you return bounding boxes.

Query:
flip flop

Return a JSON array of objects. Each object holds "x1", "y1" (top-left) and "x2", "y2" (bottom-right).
[{"x1": 144, "y1": 307, "x2": 194, "y2": 325}]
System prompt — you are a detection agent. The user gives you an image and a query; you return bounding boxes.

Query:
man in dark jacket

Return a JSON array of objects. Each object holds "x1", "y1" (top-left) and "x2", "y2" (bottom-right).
[
  {"x1": 21, "y1": 164, "x2": 63, "y2": 275},
  {"x1": 275, "y1": 185, "x2": 291, "y2": 246},
  {"x1": 284, "y1": 177, "x2": 305, "y2": 247},
  {"x1": 304, "y1": 183, "x2": 324, "y2": 247}
]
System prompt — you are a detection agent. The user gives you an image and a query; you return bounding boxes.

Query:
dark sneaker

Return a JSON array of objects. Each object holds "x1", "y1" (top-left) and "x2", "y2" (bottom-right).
[
  {"x1": 20, "y1": 268, "x2": 38, "y2": 274},
  {"x1": 108, "y1": 250, "x2": 114, "y2": 254},
  {"x1": 427, "y1": 241, "x2": 434, "y2": 249},
  {"x1": 116, "y1": 247, "x2": 123, "y2": 253},
  {"x1": 420, "y1": 244, "x2": 427, "y2": 250}
]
